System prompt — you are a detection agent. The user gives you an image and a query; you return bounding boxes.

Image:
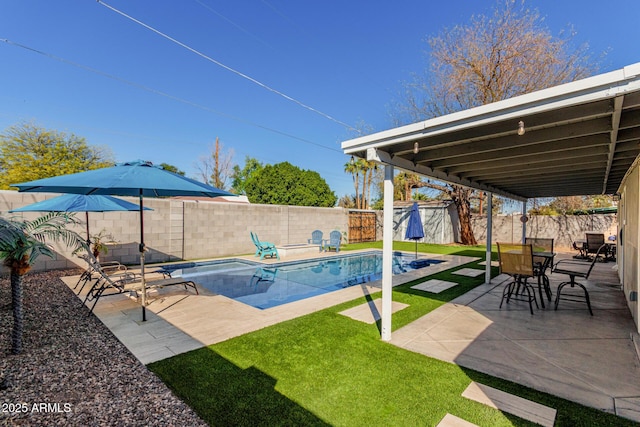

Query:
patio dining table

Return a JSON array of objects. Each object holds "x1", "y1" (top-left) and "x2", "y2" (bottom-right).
[{"x1": 531, "y1": 251, "x2": 555, "y2": 307}]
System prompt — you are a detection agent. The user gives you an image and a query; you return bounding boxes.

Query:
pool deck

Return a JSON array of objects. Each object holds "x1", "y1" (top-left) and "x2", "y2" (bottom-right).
[{"x1": 64, "y1": 249, "x2": 478, "y2": 364}]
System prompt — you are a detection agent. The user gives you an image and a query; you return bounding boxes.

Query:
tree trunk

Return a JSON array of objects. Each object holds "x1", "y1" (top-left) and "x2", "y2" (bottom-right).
[
  {"x1": 11, "y1": 271, "x2": 23, "y2": 354},
  {"x1": 452, "y1": 187, "x2": 477, "y2": 245},
  {"x1": 355, "y1": 173, "x2": 360, "y2": 209}
]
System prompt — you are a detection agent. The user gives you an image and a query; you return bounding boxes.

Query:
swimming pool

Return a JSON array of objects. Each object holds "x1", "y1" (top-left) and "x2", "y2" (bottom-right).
[{"x1": 162, "y1": 251, "x2": 443, "y2": 310}]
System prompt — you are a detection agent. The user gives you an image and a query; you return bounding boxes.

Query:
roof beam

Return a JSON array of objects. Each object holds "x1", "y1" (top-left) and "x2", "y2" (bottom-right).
[
  {"x1": 603, "y1": 95, "x2": 624, "y2": 193},
  {"x1": 365, "y1": 147, "x2": 526, "y2": 201},
  {"x1": 439, "y1": 142, "x2": 608, "y2": 174},
  {"x1": 411, "y1": 118, "x2": 611, "y2": 164},
  {"x1": 464, "y1": 157, "x2": 605, "y2": 180}
]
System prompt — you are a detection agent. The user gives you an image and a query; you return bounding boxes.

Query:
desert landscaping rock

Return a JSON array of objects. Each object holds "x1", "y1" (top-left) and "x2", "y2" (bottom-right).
[{"x1": 0, "y1": 269, "x2": 207, "y2": 426}]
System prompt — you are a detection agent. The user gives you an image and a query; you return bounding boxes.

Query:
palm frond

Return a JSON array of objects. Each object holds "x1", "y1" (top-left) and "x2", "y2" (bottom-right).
[
  {"x1": 0, "y1": 212, "x2": 85, "y2": 269},
  {"x1": 28, "y1": 244, "x2": 54, "y2": 265},
  {"x1": 25, "y1": 212, "x2": 81, "y2": 242}
]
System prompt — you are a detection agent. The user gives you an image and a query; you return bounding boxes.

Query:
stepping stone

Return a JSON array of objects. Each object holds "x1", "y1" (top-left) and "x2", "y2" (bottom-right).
[
  {"x1": 436, "y1": 414, "x2": 478, "y2": 427},
  {"x1": 614, "y1": 396, "x2": 640, "y2": 422},
  {"x1": 452, "y1": 268, "x2": 485, "y2": 277},
  {"x1": 339, "y1": 298, "x2": 408, "y2": 324},
  {"x1": 462, "y1": 382, "x2": 556, "y2": 427},
  {"x1": 411, "y1": 279, "x2": 458, "y2": 294}
]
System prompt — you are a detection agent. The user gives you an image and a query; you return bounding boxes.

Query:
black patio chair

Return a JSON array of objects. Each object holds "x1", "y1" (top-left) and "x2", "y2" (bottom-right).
[
  {"x1": 552, "y1": 244, "x2": 607, "y2": 316},
  {"x1": 74, "y1": 251, "x2": 131, "y2": 295},
  {"x1": 585, "y1": 233, "x2": 606, "y2": 262},
  {"x1": 83, "y1": 262, "x2": 198, "y2": 314}
]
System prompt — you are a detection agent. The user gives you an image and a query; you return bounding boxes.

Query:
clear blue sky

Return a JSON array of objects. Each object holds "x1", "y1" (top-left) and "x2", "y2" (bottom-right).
[{"x1": 1, "y1": 0, "x2": 639, "y2": 199}]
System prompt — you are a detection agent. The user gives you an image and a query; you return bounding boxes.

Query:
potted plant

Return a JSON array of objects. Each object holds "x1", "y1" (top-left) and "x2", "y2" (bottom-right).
[{"x1": 90, "y1": 229, "x2": 118, "y2": 260}]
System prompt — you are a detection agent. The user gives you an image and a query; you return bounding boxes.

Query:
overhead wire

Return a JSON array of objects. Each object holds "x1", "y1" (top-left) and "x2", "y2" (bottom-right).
[
  {"x1": 0, "y1": 38, "x2": 343, "y2": 154},
  {"x1": 96, "y1": 0, "x2": 358, "y2": 133},
  {"x1": 193, "y1": 0, "x2": 275, "y2": 51}
]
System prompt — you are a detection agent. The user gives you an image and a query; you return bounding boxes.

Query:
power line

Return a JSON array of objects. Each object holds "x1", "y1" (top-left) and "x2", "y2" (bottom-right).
[
  {"x1": 0, "y1": 38, "x2": 343, "y2": 154},
  {"x1": 96, "y1": 0, "x2": 358, "y2": 133},
  {"x1": 193, "y1": 0, "x2": 275, "y2": 51}
]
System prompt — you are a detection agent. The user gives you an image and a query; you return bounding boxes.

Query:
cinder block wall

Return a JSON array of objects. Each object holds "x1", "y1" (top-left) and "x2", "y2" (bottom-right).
[
  {"x1": 0, "y1": 190, "x2": 618, "y2": 271},
  {"x1": 0, "y1": 191, "x2": 349, "y2": 272},
  {"x1": 472, "y1": 213, "x2": 617, "y2": 250}
]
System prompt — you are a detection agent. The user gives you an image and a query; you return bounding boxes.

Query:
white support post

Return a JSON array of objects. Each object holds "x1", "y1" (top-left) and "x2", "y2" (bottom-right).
[
  {"x1": 485, "y1": 193, "x2": 493, "y2": 285},
  {"x1": 381, "y1": 164, "x2": 394, "y2": 341},
  {"x1": 521, "y1": 200, "x2": 528, "y2": 243}
]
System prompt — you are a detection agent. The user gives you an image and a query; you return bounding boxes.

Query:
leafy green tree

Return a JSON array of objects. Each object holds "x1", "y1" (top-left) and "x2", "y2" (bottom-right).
[
  {"x1": 245, "y1": 162, "x2": 337, "y2": 207},
  {"x1": 0, "y1": 212, "x2": 85, "y2": 354},
  {"x1": 230, "y1": 156, "x2": 264, "y2": 195},
  {"x1": 159, "y1": 163, "x2": 185, "y2": 176},
  {"x1": 0, "y1": 123, "x2": 113, "y2": 189}
]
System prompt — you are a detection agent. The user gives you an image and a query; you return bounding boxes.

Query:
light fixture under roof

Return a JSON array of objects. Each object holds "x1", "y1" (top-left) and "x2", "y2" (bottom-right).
[
  {"x1": 413, "y1": 142, "x2": 419, "y2": 154},
  {"x1": 517, "y1": 121, "x2": 525, "y2": 136}
]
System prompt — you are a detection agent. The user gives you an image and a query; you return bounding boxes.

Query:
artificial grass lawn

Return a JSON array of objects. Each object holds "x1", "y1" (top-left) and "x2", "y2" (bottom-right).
[{"x1": 149, "y1": 243, "x2": 634, "y2": 426}]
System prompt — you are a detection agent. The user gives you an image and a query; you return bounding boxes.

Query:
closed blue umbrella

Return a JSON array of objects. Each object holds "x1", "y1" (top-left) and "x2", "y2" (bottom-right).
[
  {"x1": 13, "y1": 160, "x2": 236, "y2": 320},
  {"x1": 10, "y1": 194, "x2": 151, "y2": 243},
  {"x1": 405, "y1": 202, "x2": 424, "y2": 259}
]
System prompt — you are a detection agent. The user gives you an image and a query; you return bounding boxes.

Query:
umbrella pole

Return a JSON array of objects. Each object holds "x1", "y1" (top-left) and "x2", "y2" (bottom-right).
[
  {"x1": 139, "y1": 191, "x2": 147, "y2": 322},
  {"x1": 85, "y1": 211, "x2": 91, "y2": 245},
  {"x1": 415, "y1": 240, "x2": 418, "y2": 259}
]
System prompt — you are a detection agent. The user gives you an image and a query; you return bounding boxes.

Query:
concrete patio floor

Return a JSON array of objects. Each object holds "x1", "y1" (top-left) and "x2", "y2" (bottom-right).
[{"x1": 390, "y1": 254, "x2": 640, "y2": 423}]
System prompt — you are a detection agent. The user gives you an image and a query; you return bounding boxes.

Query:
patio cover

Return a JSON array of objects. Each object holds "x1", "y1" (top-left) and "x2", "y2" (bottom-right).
[
  {"x1": 341, "y1": 62, "x2": 640, "y2": 340},
  {"x1": 342, "y1": 62, "x2": 640, "y2": 200}
]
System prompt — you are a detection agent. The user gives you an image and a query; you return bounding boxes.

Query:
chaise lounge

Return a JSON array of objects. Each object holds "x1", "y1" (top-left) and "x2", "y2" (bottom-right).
[{"x1": 250, "y1": 231, "x2": 280, "y2": 260}]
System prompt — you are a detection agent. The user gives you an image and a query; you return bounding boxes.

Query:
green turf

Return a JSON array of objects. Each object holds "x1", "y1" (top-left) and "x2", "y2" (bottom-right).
[{"x1": 149, "y1": 242, "x2": 635, "y2": 426}]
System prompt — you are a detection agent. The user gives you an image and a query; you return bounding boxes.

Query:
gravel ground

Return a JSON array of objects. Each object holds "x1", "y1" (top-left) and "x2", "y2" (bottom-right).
[{"x1": 0, "y1": 269, "x2": 208, "y2": 427}]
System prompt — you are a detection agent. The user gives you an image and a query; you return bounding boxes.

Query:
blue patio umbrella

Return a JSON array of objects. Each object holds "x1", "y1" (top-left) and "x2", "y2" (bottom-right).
[
  {"x1": 10, "y1": 193, "x2": 151, "y2": 243},
  {"x1": 405, "y1": 202, "x2": 425, "y2": 259},
  {"x1": 13, "y1": 160, "x2": 236, "y2": 320}
]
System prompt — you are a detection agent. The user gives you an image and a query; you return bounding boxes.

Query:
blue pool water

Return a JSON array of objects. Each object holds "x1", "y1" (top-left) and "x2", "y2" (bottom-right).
[{"x1": 162, "y1": 251, "x2": 443, "y2": 310}]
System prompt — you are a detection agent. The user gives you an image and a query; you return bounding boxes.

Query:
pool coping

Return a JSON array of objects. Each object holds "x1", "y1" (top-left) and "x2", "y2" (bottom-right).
[{"x1": 62, "y1": 249, "x2": 479, "y2": 364}]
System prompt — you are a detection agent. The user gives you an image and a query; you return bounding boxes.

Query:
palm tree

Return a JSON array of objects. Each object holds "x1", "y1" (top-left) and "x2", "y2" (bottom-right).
[
  {"x1": 361, "y1": 160, "x2": 377, "y2": 209},
  {"x1": 344, "y1": 159, "x2": 361, "y2": 209},
  {"x1": 0, "y1": 212, "x2": 85, "y2": 354}
]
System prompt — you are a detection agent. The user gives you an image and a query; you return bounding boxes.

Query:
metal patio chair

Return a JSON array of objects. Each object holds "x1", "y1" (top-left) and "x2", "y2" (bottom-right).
[
  {"x1": 552, "y1": 244, "x2": 608, "y2": 316},
  {"x1": 585, "y1": 233, "x2": 606, "y2": 262},
  {"x1": 497, "y1": 242, "x2": 538, "y2": 315}
]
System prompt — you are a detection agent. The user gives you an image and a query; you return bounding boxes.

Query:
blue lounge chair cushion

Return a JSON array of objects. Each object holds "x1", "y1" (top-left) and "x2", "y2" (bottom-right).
[{"x1": 410, "y1": 259, "x2": 430, "y2": 269}]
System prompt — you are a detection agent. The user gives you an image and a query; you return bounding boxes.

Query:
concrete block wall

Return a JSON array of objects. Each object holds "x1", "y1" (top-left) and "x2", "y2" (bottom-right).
[
  {"x1": 472, "y1": 213, "x2": 617, "y2": 250},
  {"x1": 0, "y1": 189, "x2": 618, "y2": 272},
  {"x1": 0, "y1": 191, "x2": 349, "y2": 272}
]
